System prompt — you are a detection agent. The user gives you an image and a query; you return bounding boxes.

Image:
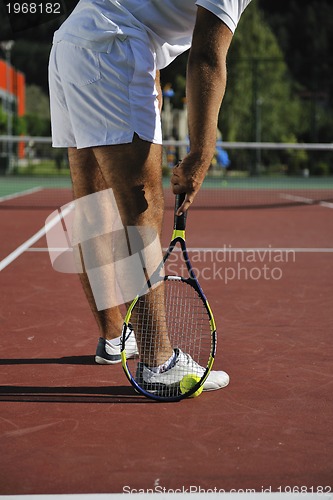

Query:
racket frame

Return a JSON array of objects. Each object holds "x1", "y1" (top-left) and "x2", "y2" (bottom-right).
[{"x1": 121, "y1": 193, "x2": 217, "y2": 401}]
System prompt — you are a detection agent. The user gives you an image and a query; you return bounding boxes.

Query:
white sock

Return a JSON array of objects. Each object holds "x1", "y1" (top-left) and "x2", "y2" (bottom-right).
[
  {"x1": 106, "y1": 336, "x2": 121, "y2": 346},
  {"x1": 147, "y1": 350, "x2": 177, "y2": 373}
]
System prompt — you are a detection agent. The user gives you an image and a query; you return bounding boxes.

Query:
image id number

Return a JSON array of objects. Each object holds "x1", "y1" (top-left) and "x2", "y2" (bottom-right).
[{"x1": 6, "y1": 2, "x2": 61, "y2": 14}]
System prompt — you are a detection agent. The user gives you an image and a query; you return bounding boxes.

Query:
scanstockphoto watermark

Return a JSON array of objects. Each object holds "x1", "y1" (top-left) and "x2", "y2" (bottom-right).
[
  {"x1": 166, "y1": 245, "x2": 296, "y2": 283},
  {"x1": 123, "y1": 484, "x2": 332, "y2": 494},
  {"x1": 123, "y1": 486, "x2": 257, "y2": 493}
]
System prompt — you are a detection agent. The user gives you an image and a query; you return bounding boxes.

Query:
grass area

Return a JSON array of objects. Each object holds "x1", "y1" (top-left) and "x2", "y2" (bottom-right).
[{"x1": 15, "y1": 159, "x2": 70, "y2": 177}]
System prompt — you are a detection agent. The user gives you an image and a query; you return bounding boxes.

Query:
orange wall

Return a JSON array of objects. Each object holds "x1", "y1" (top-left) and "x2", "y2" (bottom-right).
[
  {"x1": 0, "y1": 60, "x2": 7, "y2": 91},
  {"x1": 16, "y1": 72, "x2": 25, "y2": 117},
  {"x1": 0, "y1": 59, "x2": 26, "y2": 157},
  {"x1": 0, "y1": 59, "x2": 25, "y2": 116}
]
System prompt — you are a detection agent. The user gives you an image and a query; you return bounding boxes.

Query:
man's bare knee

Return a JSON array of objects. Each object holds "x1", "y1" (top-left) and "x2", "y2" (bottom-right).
[{"x1": 91, "y1": 138, "x2": 163, "y2": 228}]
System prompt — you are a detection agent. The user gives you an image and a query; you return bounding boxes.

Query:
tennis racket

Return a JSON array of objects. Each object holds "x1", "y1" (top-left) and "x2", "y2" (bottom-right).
[{"x1": 121, "y1": 193, "x2": 217, "y2": 402}]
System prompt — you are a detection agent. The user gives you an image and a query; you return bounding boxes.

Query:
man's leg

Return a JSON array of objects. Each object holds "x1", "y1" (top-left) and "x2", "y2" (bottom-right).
[
  {"x1": 68, "y1": 146, "x2": 124, "y2": 341},
  {"x1": 68, "y1": 135, "x2": 173, "y2": 366}
]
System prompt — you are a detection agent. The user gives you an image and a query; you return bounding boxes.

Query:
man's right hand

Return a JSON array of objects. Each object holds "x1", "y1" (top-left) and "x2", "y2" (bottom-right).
[{"x1": 171, "y1": 154, "x2": 210, "y2": 215}]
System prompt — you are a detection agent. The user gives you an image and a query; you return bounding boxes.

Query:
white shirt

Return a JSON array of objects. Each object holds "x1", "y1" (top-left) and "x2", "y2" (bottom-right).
[{"x1": 54, "y1": 0, "x2": 252, "y2": 69}]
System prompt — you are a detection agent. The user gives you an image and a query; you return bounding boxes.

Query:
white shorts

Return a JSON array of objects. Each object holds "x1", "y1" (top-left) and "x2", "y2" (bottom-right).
[{"x1": 48, "y1": 36, "x2": 162, "y2": 149}]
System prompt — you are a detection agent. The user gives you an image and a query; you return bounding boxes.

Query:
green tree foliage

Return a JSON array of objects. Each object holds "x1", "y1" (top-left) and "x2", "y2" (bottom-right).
[
  {"x1": 24, "y1": 114, "x2": 51, "y2": 136},
  {"x1": 0, "y1": 105, "x2": 7, "y2": 134},
  {"x1": 16, "y1": 85, "x2": 51, "y2": 136},
  {"x1": 259, "y1": 0, "x2": 333, "y2": 94},
  {"x1": 259, "y1": 0, "x2": 333, "y2": 143},
  {"x1": 25, "y1": 84, "x2": 50, "y2": 119},
  {"x1": 221, "y1": 0, "x2": 304, "y2": 143}
]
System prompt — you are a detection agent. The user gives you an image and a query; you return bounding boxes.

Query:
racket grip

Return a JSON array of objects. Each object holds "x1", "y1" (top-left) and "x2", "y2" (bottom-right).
[{"x1": 174, "y1": 193, "x2": 187, "y2": 230}]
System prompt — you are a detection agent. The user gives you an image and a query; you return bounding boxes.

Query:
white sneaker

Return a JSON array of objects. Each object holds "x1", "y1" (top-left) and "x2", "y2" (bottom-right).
[
  {"x1": 95, "y1": 326, "x2": 138, "y2": 365},
  {"x1": 137, "y1": 348, "x2": 229, "y2": 392}
]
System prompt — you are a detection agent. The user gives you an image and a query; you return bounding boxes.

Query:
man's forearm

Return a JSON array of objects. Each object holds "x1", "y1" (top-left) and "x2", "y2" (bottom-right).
[
  {"x1": 186, "y1": 8, "x2": 233, "y2": 169},
  {"x1": 171, "y1": 8, "x2": 233, "y2": 214},
  {"x1": 186, "y1": 50, "x2": 227, "y2": 169}
]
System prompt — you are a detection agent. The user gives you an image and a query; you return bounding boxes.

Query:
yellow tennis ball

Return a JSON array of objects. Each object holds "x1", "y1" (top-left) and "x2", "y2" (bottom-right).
[{"x1": 180, "y1": 374, "x2": 203, "y2": 398}]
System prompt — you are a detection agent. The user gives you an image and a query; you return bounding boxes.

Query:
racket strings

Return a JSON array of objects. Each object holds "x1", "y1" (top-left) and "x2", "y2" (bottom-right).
[
  {"x1": 126, "y1": 278, "x2": 212, "y2": 397},
  {"x1": 167, "y1": 281, "x2": 206, "y2": 361}
]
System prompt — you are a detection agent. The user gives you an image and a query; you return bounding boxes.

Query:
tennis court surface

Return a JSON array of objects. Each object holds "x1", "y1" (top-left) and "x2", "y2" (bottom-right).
[{"x1": 0, "y1": 179, "x2": 332, "y2": 494}]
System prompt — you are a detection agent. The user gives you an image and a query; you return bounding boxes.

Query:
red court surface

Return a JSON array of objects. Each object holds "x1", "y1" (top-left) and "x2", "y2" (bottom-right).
[{"x1": 0, "y1": 203, "x2": 332, "y2": 495}]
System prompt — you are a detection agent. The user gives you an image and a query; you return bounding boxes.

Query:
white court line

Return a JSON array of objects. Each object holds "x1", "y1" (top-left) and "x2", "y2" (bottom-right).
[
  {"x1": 319, "y1": 201, "x2": 333, "y2": 209},
  {"x1": 280, "y1": 193, "x2": 333, "y2": 209},
  {"x1": 0, "y1": 204, "x2": 73, "y2": 272},
  {"x1": 0, "y1": 186, "x2": 43, "y2": 203},
  {"x1": 279, "y1": 193, "x2": 314, "y2": 204},
  {"x1": 24, "y1": 247, "x2": 333, "y2": 253}
]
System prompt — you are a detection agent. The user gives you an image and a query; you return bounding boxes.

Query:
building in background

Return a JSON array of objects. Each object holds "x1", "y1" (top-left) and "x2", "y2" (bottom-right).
[{"x1": 0, "y1": 54, "x2": 26, "y2": 172}]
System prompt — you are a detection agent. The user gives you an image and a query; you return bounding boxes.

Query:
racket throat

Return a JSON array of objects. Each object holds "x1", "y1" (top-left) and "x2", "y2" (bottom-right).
[{"x1": 171, "y1": 229, "x2": 185, "y2": 241}]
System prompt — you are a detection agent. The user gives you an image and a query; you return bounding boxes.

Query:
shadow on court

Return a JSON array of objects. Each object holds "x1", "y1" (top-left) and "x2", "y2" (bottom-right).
[
  {"x1": 0, "y1": 384, "x2": 150, "y2": 404},
  {"x1": 0, "y1": 357, "x2": 155, "y2": 404},
  {"x1": 0, "y1": 355, "x2": 97, "y2": 365}
]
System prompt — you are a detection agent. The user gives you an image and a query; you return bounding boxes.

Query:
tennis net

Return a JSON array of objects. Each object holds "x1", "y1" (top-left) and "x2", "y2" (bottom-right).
[{"x1": 0, "y1": 136, "x2": 332, "y2": 210}]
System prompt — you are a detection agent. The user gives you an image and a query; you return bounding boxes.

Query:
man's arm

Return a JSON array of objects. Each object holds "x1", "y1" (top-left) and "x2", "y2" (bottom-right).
[{"x1": 171, "y1": 7, "x2": 233, "y2": 214}]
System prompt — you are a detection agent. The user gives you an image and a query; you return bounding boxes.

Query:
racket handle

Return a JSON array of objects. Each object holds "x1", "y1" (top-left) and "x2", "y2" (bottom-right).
[{"x1": 174, "y1": 193, "x2": 187, "y2": 230}]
